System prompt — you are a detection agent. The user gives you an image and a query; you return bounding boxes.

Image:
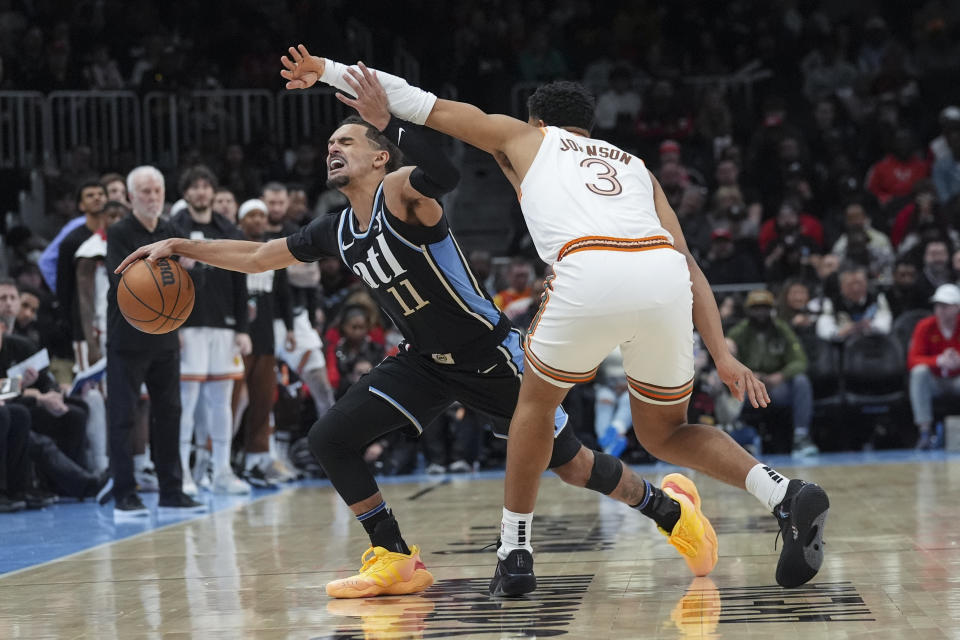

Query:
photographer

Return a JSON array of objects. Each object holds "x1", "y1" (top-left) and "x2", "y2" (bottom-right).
[{"x1": 763, "y1": 199, "x2": 822, "y2": 283}]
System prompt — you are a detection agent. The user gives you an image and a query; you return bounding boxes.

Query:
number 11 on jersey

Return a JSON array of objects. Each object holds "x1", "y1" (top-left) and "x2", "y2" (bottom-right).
[{"x1": 386, "y1": 279, "x2": 430, "y2": 316}]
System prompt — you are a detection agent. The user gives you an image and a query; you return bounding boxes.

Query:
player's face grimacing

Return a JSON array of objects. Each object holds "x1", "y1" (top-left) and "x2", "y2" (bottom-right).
[{"x1": 326, "y1": 124, "x2": 388, "y2": 189}]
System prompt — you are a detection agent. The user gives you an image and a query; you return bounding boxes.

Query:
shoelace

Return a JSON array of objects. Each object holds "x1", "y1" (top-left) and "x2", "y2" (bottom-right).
[
  {"x1": 479, "y1": 539, "x2": 500, "y2": 553},
  {"x1": 358, "y1": 547, "x2": 381, "y2": 574}
]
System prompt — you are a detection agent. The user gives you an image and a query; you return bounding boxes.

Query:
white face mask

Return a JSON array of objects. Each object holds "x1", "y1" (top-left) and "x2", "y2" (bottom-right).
[{"x1": 27, "y1": 249, "x2": 43, "y2": 264}]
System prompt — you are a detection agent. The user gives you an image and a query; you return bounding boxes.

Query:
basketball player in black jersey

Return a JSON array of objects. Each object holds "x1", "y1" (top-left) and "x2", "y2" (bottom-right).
[{"x1": 116, "y1": 82, "x2": 695, "y2": 599}]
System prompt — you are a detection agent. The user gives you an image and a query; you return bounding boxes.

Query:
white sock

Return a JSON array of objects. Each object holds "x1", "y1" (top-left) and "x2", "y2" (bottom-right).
[
  {"x1": 211, "y1": 439, "x2": 231, "y2": 477},
  {"x1": 498, "y1": 508, "x2": 533, "y2": 560},
  {"x1": 179, "y1": 441, "x2": 193, "y2": 479},
  {"x1": 746, "y1": 463, "x2": 790, "y2": 511}
]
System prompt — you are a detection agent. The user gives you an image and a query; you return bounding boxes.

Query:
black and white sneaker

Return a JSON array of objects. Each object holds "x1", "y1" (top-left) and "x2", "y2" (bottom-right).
[
  {"x1": 158, "y1": 492, "x2": 207, "y2": 512},
  {"x1": 774, "y1": 479, "x2": 830, "y2": 588},
  {"x1": 114, "y1": 493, "x2": 149, "y2": 517},
  {"x1": 489, "y1": 548, "x2": 537, "y2": 597},
  {"x1": 242, "y1": 466, "x2": 278, "y2": 489}
]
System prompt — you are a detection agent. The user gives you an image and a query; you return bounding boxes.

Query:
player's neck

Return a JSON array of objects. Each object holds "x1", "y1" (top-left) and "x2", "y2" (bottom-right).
[{"x1": 343, "y1": 182, "x2": 381, "y2": 232}]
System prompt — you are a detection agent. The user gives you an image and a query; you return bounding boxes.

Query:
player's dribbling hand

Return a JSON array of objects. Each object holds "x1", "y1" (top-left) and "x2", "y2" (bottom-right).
[
  {"x1": 716, "y1": 354, "x2": 769, "y2": 409},
  {"x1": 280, "y1": 44, "x2": 325, "y2": 90},
  {"x1": 336, "y1": 61, "x2": 391, "y2": 130},
  {"x1": 114, "y1": 239, "x2": 178, "y2": 274}
]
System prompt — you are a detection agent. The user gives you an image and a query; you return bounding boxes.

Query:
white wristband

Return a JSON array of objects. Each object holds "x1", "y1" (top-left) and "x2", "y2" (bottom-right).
[{"x1": 319, "y1": 58, "x2": 437, "y2": 125}]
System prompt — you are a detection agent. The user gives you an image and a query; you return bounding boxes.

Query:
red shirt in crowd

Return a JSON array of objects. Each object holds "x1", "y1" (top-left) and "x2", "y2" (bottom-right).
[
  {"x1": 907, "y1": 315, "x2": 960, "y2": 378},
  {"x1": 757, "y1": 214, "x2": 825, "y2": 254},
  {"x1": 866, "y1": 154, "x2": 930, "y2": 205}
]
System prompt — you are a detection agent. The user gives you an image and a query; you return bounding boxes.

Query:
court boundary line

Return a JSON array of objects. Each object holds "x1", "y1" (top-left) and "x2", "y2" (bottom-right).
[{"x1": 0, "y1": 486, "x2": 299, "y2": 580}]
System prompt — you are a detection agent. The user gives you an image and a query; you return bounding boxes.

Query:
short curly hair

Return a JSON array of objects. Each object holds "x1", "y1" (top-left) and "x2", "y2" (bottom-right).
[{"x1": 527, "y1": 81, "x2": 596, "y2": 134}]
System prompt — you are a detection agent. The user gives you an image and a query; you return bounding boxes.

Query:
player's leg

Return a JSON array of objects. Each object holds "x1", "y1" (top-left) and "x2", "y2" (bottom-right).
[
  {"x1": 625, "y1": 293, "x2": 828, "y2": 588},
  {"x1": 308, "y1": 354, "x2": 448, "y2": 598},
  {"x1": 178, "y1": 327, "x2": 209, "y2": 496}
]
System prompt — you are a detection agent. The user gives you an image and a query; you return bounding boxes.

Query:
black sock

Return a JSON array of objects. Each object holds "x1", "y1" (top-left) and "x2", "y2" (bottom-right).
[
  {"x1": 631, "y1": 480, "x2": 681, "y2": 532},
  {"x1": 357, "y1": 502, "x2": 410, "y2": 554}
]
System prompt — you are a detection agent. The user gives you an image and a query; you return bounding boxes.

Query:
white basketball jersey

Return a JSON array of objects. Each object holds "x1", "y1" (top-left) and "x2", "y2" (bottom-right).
[{"x1": 519, "y1": 126, "x2": 673, "y2": 264}]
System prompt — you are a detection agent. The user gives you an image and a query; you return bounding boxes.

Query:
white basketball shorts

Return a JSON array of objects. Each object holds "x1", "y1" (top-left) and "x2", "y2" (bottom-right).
[
  {"x1": 525, "y1": 241, "x2": 695, "y2": 405},
  {"x1": 180, "y1": 327, "x2": 244, "y2": 381}
]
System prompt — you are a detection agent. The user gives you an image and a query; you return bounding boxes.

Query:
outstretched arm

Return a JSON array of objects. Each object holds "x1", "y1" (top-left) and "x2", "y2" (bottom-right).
[
  {"x1": 114, "y1": 237, "x2": 299, "y2": 275},
  {"x1": 649, "y1": 172, "x2": 769, "y2": 409},
  {"x1": 280, "y1": 44, "x2": 534, "y2": 156}
]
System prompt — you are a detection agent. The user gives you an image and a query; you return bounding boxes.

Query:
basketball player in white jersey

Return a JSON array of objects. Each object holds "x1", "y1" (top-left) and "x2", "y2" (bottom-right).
[{"x1": 280, "y1": 47, "x2": 830, "y2": 595}]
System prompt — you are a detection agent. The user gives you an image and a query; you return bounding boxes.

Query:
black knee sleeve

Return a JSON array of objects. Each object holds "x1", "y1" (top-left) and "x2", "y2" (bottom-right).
[
  {"x1": 307, "y1": 408, "x2": 381, "y2": 505},
  {"x1": 546, "y1": 422, "x2": 582, "y2": 469},
  {"x1": 584, "y1": 451, "x2": 624, "y2": 495}
]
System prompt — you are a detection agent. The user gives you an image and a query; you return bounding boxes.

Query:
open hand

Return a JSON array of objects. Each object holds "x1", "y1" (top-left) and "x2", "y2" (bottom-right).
[
  {"x1": 336, "y1": 61, "x2": 391, "y2": 130},
  {"x1": 716, "y1": 354, "x2": 769, "y2": 409},
  {"x1": 280, "y1": 44, "x2": 326, "y2": 90},
  {"x1": 114, "y1": 238, "x2": 179, "y2": 274}
]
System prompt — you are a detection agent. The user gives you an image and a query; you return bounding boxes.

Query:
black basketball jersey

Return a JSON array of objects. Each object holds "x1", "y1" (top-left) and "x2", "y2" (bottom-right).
[{"x1": 287, "y1": 182, "x2": 507, "y2": 362}]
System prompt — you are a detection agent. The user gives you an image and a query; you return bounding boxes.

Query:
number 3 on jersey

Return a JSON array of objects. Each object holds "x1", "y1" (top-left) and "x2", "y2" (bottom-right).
[
  {"x1": 386, "y1": 279, "x2": 430, "y2": 316},
  {"x1": 581, "y1": 157, "x2": 622, "y2": 196}
]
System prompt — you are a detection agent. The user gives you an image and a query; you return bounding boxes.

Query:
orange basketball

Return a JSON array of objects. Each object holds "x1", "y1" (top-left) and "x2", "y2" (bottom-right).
[{"x1": 117, "y1": 258, "x2": 195, "y2": 334}]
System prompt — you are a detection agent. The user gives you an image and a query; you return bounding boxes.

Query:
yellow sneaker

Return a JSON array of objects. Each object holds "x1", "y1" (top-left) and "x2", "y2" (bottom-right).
[
  {"x1": 659, "y1": 473, "x2": 718, "y2": 577},
  {"x1": 327, "y1": 595, "x2": 435, "y2": 639},
  {"x1": 326, "y1": 545, "x2": 434, "y2": 599}
]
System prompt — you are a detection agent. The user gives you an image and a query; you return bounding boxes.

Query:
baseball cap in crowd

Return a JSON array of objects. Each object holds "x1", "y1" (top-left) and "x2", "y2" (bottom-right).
[
  {"x1": 745, "y1": 289, "x2": 775, "y2": 308},
  {"x1": 930, "y1": 283, "x2": 960, "y2": 305},
  {"x1": 711, "y1": 228, "x2": 733, "y2": 241},
  {"x1": 238, "y1": 199, "x2": 267, "y2": 220}
]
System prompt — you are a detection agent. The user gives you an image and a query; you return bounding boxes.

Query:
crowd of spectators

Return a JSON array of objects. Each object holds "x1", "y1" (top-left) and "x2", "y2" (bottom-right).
[{"x1": 3, "y1": 1, "x2": 960, "y2": 511}]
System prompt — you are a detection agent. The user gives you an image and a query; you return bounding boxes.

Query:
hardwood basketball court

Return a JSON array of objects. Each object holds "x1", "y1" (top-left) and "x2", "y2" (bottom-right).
[{"x1": 1, "y1": 451, "x2": 957, "y2": 639}]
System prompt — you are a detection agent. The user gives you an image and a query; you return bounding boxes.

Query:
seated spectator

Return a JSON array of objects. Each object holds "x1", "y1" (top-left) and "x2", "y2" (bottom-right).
[
  {"x1": 816, "y1": 264, "x2": 893, "y2": 342},
  {"x1": 887, "y1": 259, "x2": 928, "y2": 317},
  {"x1": 907, "y1": 284, "x2": 960, "y2": 449},
  {"x1": 328, "y1": 306, "x2": 385, "y2": 398},
  {"x1": 892, "y1": 181, "x2": 959, "y2": 256},
  {"x1": 0, "y1": 314, "x2": 89, "y2": 468},
  {"x1": 701, "y1": 229, "x2": 762, "y2": 284},
  {"x1": 832, "y1": 199, "x2": 894, "y2": 284},
  {"x1": 763, "y1": 199, "x2": 822, "y2": 283},
  {"x1": 726, "y1": 289, "x2": 817, "y2": 456},
  {"x1": 866, "y1": 128, "x2": 930, "y2": 206},
  {"x1": 777, "y1": 279, "x2": 818, "y2": 342},
  {"x1": 493, "y1": 259, "x2": 533, "y2": 311},
  {"x1": 932, "y1": 114, "x2": 960, "y2": 205},
  {"x1": 758, "y1": 197, "x2": 824, "y2": 255},
  {"x1": 916, "y1": 239, "x2": 955, "y2": 302}
]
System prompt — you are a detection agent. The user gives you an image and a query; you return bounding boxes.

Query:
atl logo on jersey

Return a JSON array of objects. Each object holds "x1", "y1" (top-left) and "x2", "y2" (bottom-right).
[{"x1": 350, "y1": 233, "x2": 430, "y2": 317}]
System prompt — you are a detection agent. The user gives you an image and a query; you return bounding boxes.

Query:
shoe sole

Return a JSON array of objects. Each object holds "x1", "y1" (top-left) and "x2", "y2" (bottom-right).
[
  {"x1": 326, "y1": 568, "x2": 434, "y2": 598},
  {"x1": 489, "y1": 571, "x2": 537, "y2": 597},
  {"x1": 662, "y1": 474, "x2": 719, "y2": 577},
  {"x1": 777, "y1": 484, "x2": 829, "y2": 588}
]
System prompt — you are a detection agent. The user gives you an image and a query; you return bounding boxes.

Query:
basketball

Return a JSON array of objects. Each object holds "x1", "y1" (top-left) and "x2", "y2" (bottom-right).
[{"x1": 117, "y1": 258, "x2": 195, "y2": 334}]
